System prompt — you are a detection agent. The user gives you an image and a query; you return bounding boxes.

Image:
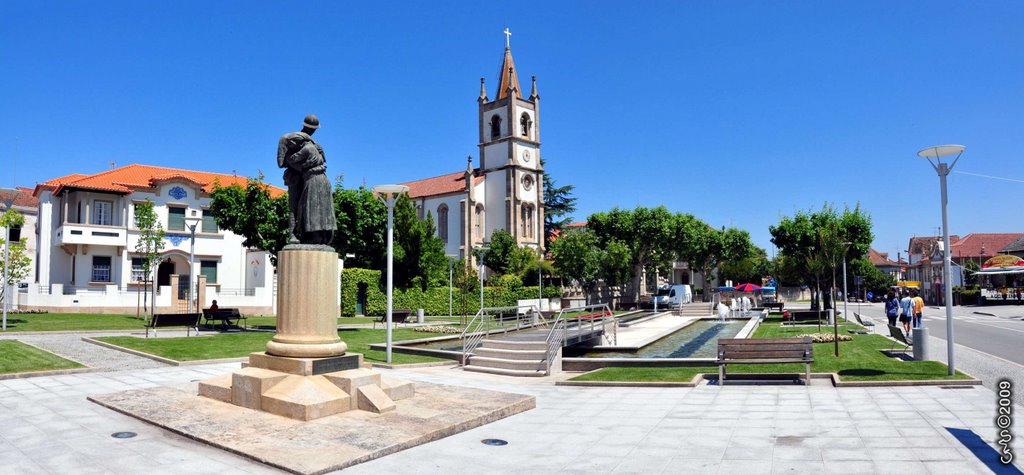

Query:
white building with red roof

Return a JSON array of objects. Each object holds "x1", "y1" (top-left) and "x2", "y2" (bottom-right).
[
  {"x1": 400, "y1": 39, "x2": 544, "y2": 260},
  {"x1": 1, "y1": 187, "x2": 40, "y2": 287},
  {"x1": 24, "y1": 164, "x2": 283, "y2": 314}
]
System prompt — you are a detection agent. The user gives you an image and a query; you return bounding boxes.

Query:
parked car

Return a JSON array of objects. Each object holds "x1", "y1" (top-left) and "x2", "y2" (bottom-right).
[{"x1": 651, "y1": 284, "x2": 693, "y2": 308}]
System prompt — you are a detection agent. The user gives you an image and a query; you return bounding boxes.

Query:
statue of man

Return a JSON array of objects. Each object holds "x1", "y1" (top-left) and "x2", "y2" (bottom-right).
[{"x1": 277, "y1": 114, "x2": 337, "y2": 245}]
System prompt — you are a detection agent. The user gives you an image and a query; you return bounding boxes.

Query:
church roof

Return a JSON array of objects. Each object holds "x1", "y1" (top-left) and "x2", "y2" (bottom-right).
[
  {"x1": 400, "y1": 170, "x2": 484, "y2": 199},
  {"x1": 496, "y1": 47, "x2": 522, "y2": 100},
  {"x1": 35, "y1": 164, "x2": 285, "y2": 198}
]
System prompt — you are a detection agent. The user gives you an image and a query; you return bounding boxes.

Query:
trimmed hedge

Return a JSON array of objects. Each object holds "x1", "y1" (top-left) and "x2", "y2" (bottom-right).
[{"x1": 341, "y1": 268, "x2": 560, "y2": 317}]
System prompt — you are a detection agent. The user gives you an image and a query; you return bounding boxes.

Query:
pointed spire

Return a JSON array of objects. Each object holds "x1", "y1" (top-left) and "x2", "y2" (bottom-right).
[
  {"x1": 496, "y1": 46, "x2": 521, "y2": 100},
  {"x1": 478, "y1": 77, "x2": 488, "y2": 103},
  {"x1": 529, "y1": 75, "x2": 539, "y2": 101},
  {"x1": 466, "y1": 155, "x2": 474, "y2": 175},
  {"x1": 465, "y1": 155, "x2": 474, "y2": 193}
]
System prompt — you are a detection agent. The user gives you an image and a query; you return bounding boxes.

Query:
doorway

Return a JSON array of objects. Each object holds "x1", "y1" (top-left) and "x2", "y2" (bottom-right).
[
  {"x1": 356, "y1": 283, "x2": 368, "y2": 316},
  {"x1": 157, "y1": 260, "x2": 175, "y2": 288}
]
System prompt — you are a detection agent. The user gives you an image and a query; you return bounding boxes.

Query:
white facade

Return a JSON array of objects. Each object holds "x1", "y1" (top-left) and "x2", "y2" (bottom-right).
[{"x1": 22, "y1": 167, "x2": 276, "y2": 314}]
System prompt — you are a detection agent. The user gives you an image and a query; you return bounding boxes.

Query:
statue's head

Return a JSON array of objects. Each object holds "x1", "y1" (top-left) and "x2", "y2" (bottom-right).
[{"x1": 302, "y1": 114, "x2": 320, "y2": 135}]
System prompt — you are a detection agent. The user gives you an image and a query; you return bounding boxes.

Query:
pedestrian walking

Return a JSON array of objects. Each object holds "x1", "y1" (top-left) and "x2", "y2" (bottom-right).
[
  {"x1": 885, "y1": 291, "x2": 900, "y2": 327},
  {"x1": 911, "y1": 290, "x2": 924, "y2": 329},
  {"x1": 899, "y1": 291, "x2": 914, "y2": 334}
]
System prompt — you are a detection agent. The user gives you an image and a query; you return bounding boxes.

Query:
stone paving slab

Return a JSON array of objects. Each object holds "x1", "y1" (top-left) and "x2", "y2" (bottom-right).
[{"x1": 89, "y1": 380, "x2": 535, "y2": 474}]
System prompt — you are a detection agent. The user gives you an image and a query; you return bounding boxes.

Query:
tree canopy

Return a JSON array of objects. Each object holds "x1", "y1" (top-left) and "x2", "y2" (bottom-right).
[{"x1": 542, "y1": 158, "x2": 577, "y2": 248}]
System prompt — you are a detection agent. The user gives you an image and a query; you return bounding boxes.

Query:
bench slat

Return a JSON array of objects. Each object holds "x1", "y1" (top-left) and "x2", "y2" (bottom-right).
[
  {"x1": 718, "y1": 343, "x2": 812, "y2": 351},
  {"x1": 717, "y1": 358, "x2": 813, "y2": 364},
  {"x1": 719, "y1": 338, "x2": 811, "y2": 344},
  {"x1": 721, "y1": 351, "x2": 810, "y2": 359}
]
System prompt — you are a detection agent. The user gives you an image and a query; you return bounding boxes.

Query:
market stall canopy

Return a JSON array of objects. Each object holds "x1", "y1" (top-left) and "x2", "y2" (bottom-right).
[
  {"x1": 734, "y1": 283, "x2": 762, "y2": 293},
  {"x1": 975, "y1": 255, "x2": 1024, "y2": 275}
]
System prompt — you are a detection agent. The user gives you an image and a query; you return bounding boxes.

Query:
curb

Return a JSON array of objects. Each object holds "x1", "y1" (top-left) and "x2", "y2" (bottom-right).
[
  {"x1": 557, "y1": 369, "x2": 982, "y2": 388},
  {"x1": 0, "y1": 340, "x2": 99, "y2": 380}
]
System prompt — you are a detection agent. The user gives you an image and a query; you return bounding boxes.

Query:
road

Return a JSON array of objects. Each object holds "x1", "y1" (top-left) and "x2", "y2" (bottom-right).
[{"x1": 850, "y1": 301, "x2": 1024, "y2": 366}]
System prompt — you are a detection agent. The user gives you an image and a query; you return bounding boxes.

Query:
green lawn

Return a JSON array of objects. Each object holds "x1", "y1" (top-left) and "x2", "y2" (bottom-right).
[
  {"x1": 570, "y1": 319, "x2": 970, "y2": 383},
  {"x1": 95, "y1": 327, "x2": 450, "y2": 364},
  {"x1": 0, "y1": 340, "x2": 85, "y2": 374},
  {"x1": 0, "y1": 313, "x2": 151, "y2": 332}
]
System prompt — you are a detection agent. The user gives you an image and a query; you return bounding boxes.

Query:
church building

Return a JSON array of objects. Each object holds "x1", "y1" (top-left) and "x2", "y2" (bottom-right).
[{"x1": 401, "y1": 35, "x2": 544, "y2": 263}]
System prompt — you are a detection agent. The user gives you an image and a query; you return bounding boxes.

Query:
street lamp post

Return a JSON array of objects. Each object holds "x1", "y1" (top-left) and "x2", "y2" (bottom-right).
[
  {"x1": 841, "y1": 242, "x2": 852, "y2": 323},
  {"x1": 372, "y1": 184, "x2": 409, "y2": 364},
  {"x1": 184, "y1": 216, "x2": 202, "y2": 315},
  {"x1": 446, "y1": 254, "x2": 456, "y2": 321},
  {"x1": 918, "y1": 144, "x2": 965, "y2": 376}
]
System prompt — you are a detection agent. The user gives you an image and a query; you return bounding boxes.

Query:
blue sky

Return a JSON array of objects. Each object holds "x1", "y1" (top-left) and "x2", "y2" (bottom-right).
[{"x1": 3, "y1": 1, "x2": 1023, "y2": 260}]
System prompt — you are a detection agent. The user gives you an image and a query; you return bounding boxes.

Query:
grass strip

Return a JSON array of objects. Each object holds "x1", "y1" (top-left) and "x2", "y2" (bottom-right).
[
  {"x1": 0, "y1": 340, "x2": 85, "y2": 374},
  {"x1": 95, "y1": 327, "x2": 450, "y2": 364}
]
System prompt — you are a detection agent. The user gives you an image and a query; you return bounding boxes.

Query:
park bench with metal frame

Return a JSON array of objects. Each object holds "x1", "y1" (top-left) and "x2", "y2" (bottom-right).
[
  {"x1": 373, "y1": 309, "x2": 411, "y2": 328},
  {"x1": 716, "y1": 337, "x2": 814, "y2": 384},
  {"x1": 146, "y1": 313, "x2": 201, "y2": 338},
  {"x1": 202, "y1": 308, "x2": 247, "y2": 330}
]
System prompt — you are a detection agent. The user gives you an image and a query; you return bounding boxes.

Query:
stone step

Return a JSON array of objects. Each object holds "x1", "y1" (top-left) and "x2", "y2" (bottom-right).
[
  {"x1": 467, "y1": 355, "x2": 546, "y2": 372},
  {"x1": 475, "y1": 347, "x2": 547, "y2": 361},
  {"x1": 463, "y1": 365, "x2": 547, "y2": 377},
  {"x1": 480, "y1": 339, "x2": 547, "y2": 351}
]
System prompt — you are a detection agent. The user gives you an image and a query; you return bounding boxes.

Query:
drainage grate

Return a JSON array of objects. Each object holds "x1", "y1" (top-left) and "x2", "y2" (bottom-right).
[
  {"x1": 481, "y1": 439, "x2": 508, "y2": 446},
  {"x1": 939, "y1": 386, "x2": 975, "y2": 390},
  {"x1": 111, "y1": 432, "x2": 138, "y2": 439}
]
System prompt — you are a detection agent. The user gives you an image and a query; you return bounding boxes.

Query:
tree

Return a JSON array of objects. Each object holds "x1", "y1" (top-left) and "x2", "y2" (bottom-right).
[
  {"x1": 588, "y1": 206, "x2": 676, "y2": 303},
  {"x1": 209, "y1": 176, "x2": 290, "y2": 264},
  {"x1": 133, "y1": 199, "x2": 165, "y2": 318},
  {"x1": 550, "y1": 228, "x2": 602, "y2": 304},
  {"x1": 679, "y1": 222, "x2": 753, "y2": 302},
  {"x1": 719, "y1": 244, "x2": 769, "y2": 285},
  {"x1": 850, "y1": 258, "x2": 896, "y2": 297},
  {"x1": 0, "y1": 209, "x2": 31, "y2": 310},
  {"x1": 542, "y1": 158, "x2": 577, "y2": 248},
  {"x1": 962, "y1": 260, "x2": 980, "y2": 287},
  {"x1": 333, "y1": 183, "x2": 386, "y2": 271}
]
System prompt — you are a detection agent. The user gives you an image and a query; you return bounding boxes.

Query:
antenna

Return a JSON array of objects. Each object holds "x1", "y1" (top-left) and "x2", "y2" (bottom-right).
[{"x1": 109, "y1": 161, "x2": 117, "y2": 170}]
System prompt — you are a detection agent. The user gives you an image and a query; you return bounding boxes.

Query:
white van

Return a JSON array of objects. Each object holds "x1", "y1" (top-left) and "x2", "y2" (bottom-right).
[{"x1": 651, "y1": 284, "x2": 693, "y2": 308}]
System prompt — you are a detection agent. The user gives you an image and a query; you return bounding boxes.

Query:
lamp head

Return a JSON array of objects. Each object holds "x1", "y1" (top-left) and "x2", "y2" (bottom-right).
[
  {"x1": 371, "y1": 184, "x2": 410, "y2": 196},
  {"x1": 917, "y1": 145, "x2": 966, "y2": 159}
]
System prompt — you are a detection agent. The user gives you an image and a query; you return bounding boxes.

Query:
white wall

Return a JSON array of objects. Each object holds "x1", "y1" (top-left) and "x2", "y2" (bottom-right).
[{"x1": 420, "y1": 193, "x2": 464, "y2": 257}]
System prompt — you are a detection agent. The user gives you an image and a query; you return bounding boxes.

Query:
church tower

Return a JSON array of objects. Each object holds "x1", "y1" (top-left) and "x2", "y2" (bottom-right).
[{"x1": 476, "y1": 29, "x2": 544, "y2": 252}]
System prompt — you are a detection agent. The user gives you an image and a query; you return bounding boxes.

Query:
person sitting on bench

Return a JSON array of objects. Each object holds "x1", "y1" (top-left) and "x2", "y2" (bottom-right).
[{"x1": 209, "y1": 299, "x2": 219, "y2": 314}]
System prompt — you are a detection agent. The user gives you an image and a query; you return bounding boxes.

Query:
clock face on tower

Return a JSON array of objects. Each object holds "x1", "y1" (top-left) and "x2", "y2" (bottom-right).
[{"x1": 521, "y1": 149, "x2": 532, "y2": 163}]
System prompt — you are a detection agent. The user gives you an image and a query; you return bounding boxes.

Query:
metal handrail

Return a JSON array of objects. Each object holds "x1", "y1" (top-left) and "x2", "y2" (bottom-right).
[
  {"x1": 542, "y1": 303, "x2": 616, "y2": 374},
  {"x1": 460, "y1": 305, "x2": 541, "y2": 365}
]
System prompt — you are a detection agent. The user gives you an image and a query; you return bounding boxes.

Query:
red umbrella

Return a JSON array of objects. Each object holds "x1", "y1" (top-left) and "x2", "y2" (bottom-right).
[{"x1": 734, "y1": 283, "x2": 762, "y2": 293}]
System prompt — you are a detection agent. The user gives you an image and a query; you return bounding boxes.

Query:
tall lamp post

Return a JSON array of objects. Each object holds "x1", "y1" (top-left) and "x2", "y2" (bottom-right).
[
  {"x1": 841, "y1": 242, "x2": 852, "y2": 323},
  {"x1": 184, "y1": 215, "x2": 202, "y2": 315},
  {"x1": 372, "y1": 184, "x2": 409, "y2": 364},
  {"x1": 446, "y1": 254, "x2": 456, "y2": 321},
  {"x1": 918, "y1": 144, "x2": 965, "y2": 376}
]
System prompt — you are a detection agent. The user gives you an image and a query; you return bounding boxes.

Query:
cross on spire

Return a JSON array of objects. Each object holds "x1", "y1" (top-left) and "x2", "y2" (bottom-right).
[{"x1": 504, "y1": 28, "x2": 511, "y2": 49}]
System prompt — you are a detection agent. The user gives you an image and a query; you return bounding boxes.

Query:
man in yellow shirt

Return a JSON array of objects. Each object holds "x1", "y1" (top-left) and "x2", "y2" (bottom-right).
[{"x1": 911, "y1": 290, "x2": 925, "y2": 329}]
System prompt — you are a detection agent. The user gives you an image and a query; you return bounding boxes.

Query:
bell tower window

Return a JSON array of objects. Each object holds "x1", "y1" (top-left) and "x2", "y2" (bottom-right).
[
  {"x1": 520, "y1": 112, "x2": 532, "y2": 138},
  {"x1": 490, "y1": 115, "x2": 502, "y2": 140}
]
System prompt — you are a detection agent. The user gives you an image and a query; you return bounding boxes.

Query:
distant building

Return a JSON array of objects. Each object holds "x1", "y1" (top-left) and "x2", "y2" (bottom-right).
[
  {"x1": 1002, "y1": 236, "x2": 1024, "y2": 259},
  {"x1": 867, "y1": 248, "x2": 900, "y2": 280},
  {"x1": 904, "y1": 232, "x2": 1024, "y2": 304},
  {"x1": 0, "y1": 187, "x2": 39, "y2": 288},
  {"x1": 22, "y1": 164, "x2": 281, "y2": 314}
]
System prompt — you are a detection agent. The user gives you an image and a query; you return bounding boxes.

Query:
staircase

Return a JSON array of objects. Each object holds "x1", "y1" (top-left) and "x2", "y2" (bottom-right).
[
  {"x1": 677, "y1": 303, "x2": 714, "y2": 317},
  {"x1": 463, "y1": 339, "x2": 551, "y2": 377}
]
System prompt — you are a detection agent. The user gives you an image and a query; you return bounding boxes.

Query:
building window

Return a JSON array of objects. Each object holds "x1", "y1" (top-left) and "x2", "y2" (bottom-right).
[
  {"x1": 92, "y1": 200, "x2": 113, "y2": 226},
  {"x1": 92, "y1": 256, "x2": 112, "y2": 283},
  {"x1": 201, "y1": 210, "x2": 218, "y2": 233},
  {"x1": 490, "y1": 115, "x2": 502, "y2": 140},
  {"x1": 131, "y1": 257, "x2": 146, "y2": 283},
  {"x1": 201, "y1": 260, "x2": 218, "y2": 284},
  {"x1": 437, "y1": 204, "x2": 449, "y2": 244},
  {"x1": 520, "y1": 112, "x2": 532, "y2": 137},
  {"x1": 521, "y1": 204, "x2": 534, "y2": 238},
  {"x1": 460, "y1": 202, "x2": 465, "y2": 245},
  {"x1": 475, "y1": 205, "x2": 484, "y2": 240},
  {"x1": 8, "y1": 225, "x2": 21, "y2": 242},
  {"x1": 168, "y1": 207, "x2": 186, "y2": 231}
]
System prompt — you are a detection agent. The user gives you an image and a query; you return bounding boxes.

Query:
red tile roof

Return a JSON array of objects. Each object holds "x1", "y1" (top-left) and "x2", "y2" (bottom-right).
[
  {"x1": 868, "y1": 248, "x2": 899, "y2": 267},
  {"x1": 0, "y1": 187, "x2": 39, "y2": 209},
  {"x1": 400, "y1": 170, "x2": 482, "y2": 199},
  {"x1": 950, "y1": 233, "x2": 1024, "y2": 258},
  {"x1": 35, "y1": 164, "x2": 285, "y2": 198},
  {"x1": 907, "y1": 235, "x2": 959, "y2": 256}
]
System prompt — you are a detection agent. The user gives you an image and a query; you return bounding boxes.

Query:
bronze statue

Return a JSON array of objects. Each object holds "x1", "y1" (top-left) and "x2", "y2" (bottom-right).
[{"x1": 277, "y1": 114, "x2": 337, "y2": 245}]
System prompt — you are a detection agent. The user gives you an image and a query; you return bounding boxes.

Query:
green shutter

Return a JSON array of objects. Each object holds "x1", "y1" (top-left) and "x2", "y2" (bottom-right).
[
  {"x1": 168, "y1": 207, "x2": 185, "y2": 231},
  {"x1": 201, "y1": 212, "x2": 218, "y2": 233},
  {"x1": 200, "y1": 260, "x2": 218, "y2": 284}
]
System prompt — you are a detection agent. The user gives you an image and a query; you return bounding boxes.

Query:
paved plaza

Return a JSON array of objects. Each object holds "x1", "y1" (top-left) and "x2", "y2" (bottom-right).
[{"x1": 0, "y1": 336, "x2": 1022, "y2": 475}]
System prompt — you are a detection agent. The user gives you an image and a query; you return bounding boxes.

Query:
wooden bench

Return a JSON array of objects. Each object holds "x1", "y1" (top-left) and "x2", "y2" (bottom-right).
[
  {"x1": 202, "y1": 308, "x2": 247, "y2": 330},
  {"x1": 373, "y1": 309, "x2": 411, "y2": 328},
  {"x1": 716, "y1": 337, "x2": 814, "y2": 384},
  {"x1": 146, "y1": 313, "x2": 201, "y2": 338}
]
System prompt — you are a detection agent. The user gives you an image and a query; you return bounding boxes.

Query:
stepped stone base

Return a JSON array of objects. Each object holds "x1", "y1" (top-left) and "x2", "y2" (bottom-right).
[
  {"x1": 90, "y1": 380, "x2": 535, "y2": 474},
  {"x1": 198, "y1": 352, "x2": 412, "y2": 420}
]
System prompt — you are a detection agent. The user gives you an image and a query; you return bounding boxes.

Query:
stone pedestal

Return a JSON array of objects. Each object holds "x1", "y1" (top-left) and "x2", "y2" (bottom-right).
[
  {"x1": 198, "y1": 244, "x2": 414, "y2": 421},
  {"x1": 265, "y1": 245, "x2": 347, "y2": 358}
]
